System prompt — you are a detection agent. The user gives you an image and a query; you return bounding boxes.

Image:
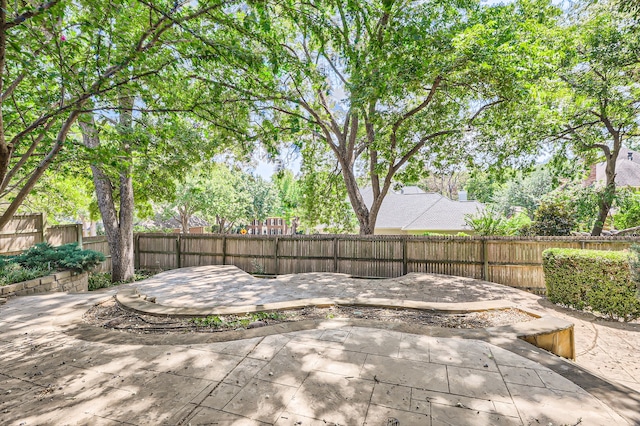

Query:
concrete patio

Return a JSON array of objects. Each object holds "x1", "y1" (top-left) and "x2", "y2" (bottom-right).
[{"x1": 1, "y1": 265, "x2": 639, "y2": 425}]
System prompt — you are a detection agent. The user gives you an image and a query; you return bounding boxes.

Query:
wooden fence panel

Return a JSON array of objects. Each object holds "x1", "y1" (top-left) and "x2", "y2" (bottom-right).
[
  {"x1": 83, "y1": 236, "x2": 111, "y2": 273},
  {"x1": 337, "y1": 238, "x2": 403, "y2": 277},
  {"x1": 138, "y1": 234, "x2": 179, "y2": 270},
  {"x1": 277, "y1": 237, "x2": 335, "y2": 274},
  {"x1": 225, "y1": 236, "x2": 276, "y2": 274},
  {"x1": 0, "y1": 213, "x2": 44, "y2": 254},
  {"x1": 46, "y1": 224, "x2": 82, "y2": 247},
  {"x1": 180, "y1": 235, "x2": 224, "y2": 267},
  {"x1": 406, "y1": 238, "x2": 483, "y2": 279}
]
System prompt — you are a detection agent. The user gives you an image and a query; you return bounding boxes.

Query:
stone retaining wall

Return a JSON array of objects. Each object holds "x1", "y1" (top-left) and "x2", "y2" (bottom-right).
[{"x1": 0, "y1": 271, "x2": 88, "y2": 298}]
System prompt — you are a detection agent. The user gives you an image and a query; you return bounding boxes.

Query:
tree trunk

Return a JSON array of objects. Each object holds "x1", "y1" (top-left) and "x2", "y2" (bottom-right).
[
  {"x1": 591, "y1": 144, "x2": 619, "y2": 236},
  {"x1": 79, "y1": 96, "x2": 136, "y2": 282}
]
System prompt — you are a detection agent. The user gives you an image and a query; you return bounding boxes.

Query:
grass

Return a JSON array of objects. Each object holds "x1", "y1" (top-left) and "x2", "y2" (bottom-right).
[{"x1": 191, "y1": 311, "x2": 286, "y2": 329}]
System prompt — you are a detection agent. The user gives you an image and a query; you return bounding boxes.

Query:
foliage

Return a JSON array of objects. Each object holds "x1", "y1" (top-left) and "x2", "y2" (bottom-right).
[
  {"x1": 272, "y1": 170, "x2": 302, "y2": 223},
  {"x1": 465, "y1": 171, "x2": 505, "y2": 204},
  {"x1": 630, "y1": 244, "x2": 640, "y2": 292},
  {"x1": 19, "y1": 168, "x2": 97, "y2": 225},
  {"x1": 543, "y1": 248, "x2": 640, "y2": 322},
  {"x1": 206, "y1": 0, "x2": 563, "y2": 234},
  {"x1": 191, "y1": 311, "x2": 286, "y2": 329},
  {"x1": 614, "y1": 192, "x2": 640, "y2": 230},
  {"x1": 529, "y1": 196, "x2": 576, "y2": 236},
  {"x1": 492, "y1": 168, "x2": 555, "y2": 218},
  {"x1": 297, "y1": 140, "x2": 357, "y2": 233},
  {"x1": 88, "y1": 269, "x2": 156, "y2": 291},
  {"x1": 524, "y1": 4, "x2": 640, "y2": 234},
  {"x1": 0, "y1": 264, "x2": 50, "y2": 287},
  {"x1": 465, "y1": 209, "x2": 531, "y2": 236},
  {"x1": 465, "y1": 208, "x2": 507, "y2": 236},
  {"x1": 3, "y1": 243, "x2": 105, "y2": 273}
]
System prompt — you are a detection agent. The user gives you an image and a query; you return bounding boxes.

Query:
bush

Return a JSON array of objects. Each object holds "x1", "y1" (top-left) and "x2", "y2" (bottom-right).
[
  {"x1": 88, "y1": 269, "x2": 157, "y2": 291},
  {"x1": 543, "y1": 248, "x2": 640, "y2": 321},
  {"x1": 6, "y1": 243, "x2": 105, "y2": 273},
  {"x1": 0, "y1": 263, "x2": 50, "y2": 287},
  {"x1": 530, "y1": 198, "x2": 576, "y2": 236},
  {"x1": 88, "y1": 272, "x2": 113, "y2": 291}
]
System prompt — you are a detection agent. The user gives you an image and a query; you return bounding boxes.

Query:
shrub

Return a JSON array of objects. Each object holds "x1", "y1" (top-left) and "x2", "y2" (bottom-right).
[
  {"x1": 88, "y1": 269, "x2": 157, "y2": 291},
  {"x1": 464, "y1": 208, "x2": 506, "y2": 236},
  {"x1": 543, "y1": 248, "x2": 640, "y2": 321},
  {"x1": 0, "y1": 263, "x2": 50, "y2": 287},
  {"x1": 7, "y1": 243, "x2": 105, "y2": 273},
  {"x1": 88, "y1": 272, "x2": 113, "y2": 291},
  {"x1": 530, "y1": 198, "x2": 576, "y2": 236}
]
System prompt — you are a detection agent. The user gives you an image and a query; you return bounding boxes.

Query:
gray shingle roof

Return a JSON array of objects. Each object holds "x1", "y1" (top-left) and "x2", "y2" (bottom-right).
[
  {"x1": 403, "y1": 198, "x2": 484, "y2": 231},
  {"x1": 595, "y1": 147, "x2": 640, "y2": 187},
  {"x1": 361, "y1": 187, "x2": 484, "y2": 231}
]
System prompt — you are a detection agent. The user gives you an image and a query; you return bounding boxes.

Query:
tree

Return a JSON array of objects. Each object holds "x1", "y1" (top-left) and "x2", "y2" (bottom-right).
[
  {"x1": 540, "y1": 5, "x2": 640, "y2": 235},
  {"x1": 492, "y1": 168, "x2": 555, "y2": 218},
  {"x1": 245, "y1": 175, "x2": 281, "y2": 222},
  {"x1": 0, "y1": 0, "x2": 231, "y2": 230},
  {"x1": 203, "y1": 0, "x2": 561, "y2": 234},
  {"x1": 420, "y1": 167, "x2": 469, "y2": 200}
]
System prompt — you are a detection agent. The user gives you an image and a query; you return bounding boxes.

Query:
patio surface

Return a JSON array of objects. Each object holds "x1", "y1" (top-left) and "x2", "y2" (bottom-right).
[{"x1": 1, "y1": 265, "x2": 639, "y2": 425}]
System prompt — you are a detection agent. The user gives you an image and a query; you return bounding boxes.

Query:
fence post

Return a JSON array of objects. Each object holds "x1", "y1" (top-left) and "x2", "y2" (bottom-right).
[
  {"x1": 482, "y1": 238, "x2": 489, "y2": 281},
  {"x1": 222, "y1": 236, "x2": 227, "y2": 265},
  {"x1": 75, "y1": 224, "x2": 83, "y2": 249},
  {"x1": 134, "y1": 234, "x2": 140, "y2": 269},
  {"x1": 274, "y1": 237, "x2": 279, "y2": 275},
  {"x1": 176, "y1": 235, "x2": 182, "y2": 268},
  {"x1": 38, "y1": 213, "x2": 45, "y2": 244},
  {"x1": 333, "y1": 237, "x2": 339, "y2": 273},
  {"x1": 402, "y1": 237, "x2": 408, "y2": 276}
]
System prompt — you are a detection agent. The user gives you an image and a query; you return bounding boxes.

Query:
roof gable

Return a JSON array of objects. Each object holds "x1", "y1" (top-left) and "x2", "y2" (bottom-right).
[{"x1": 360, "y1": 187, "x2": 484, "y2": 231}]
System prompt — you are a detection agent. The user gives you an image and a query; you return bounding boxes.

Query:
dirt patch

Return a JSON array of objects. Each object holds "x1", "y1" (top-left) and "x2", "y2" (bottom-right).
[{"x1": 83, "y1": 297, "x2": 536, "y2": 334}]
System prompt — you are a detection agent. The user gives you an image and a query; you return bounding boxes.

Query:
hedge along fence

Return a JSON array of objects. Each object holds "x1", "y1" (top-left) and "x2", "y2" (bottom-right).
[{"x1": 542, "y1": 248, "x2": 640, "y2": 321}]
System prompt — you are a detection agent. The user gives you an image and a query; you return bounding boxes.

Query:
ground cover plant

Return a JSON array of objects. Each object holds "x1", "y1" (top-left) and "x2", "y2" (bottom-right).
[
  {"x1": 0, "y1": 243, "x2": 105, "y2": 287},
  {"x1": 543, "y1": 248, "x2": 640, "y2": 321},
  {"x1": 88, "y1": 269, "x2": 157, "y2": 291}
]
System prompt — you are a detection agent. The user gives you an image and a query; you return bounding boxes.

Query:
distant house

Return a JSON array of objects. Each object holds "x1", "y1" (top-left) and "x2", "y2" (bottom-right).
[
  {"x1": 361, "y1": 186, "x2": 484, "y2": 235},
  {"x1": 587, "y1": 147, "x2": 640, "y2": 189},
  {"x1": 246, "y1": 217, "x2": 289, "y2": 235}
]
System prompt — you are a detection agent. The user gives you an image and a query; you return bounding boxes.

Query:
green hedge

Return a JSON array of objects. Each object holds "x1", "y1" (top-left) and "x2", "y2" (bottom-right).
[{"x1": 542, "y1": 248, "x2": 640, "y2": 322}]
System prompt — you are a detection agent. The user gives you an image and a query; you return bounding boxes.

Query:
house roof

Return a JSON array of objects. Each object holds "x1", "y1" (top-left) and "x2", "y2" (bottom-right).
[
  {"x1": 595, "y1": 147, "x2": 640, "y2": 187},
  {"x1": 403, "y1": 198, "x2": 484, "y2": 231},
  {"x1": 361, "y1": 186, "x2": 484, "y2": 231}
]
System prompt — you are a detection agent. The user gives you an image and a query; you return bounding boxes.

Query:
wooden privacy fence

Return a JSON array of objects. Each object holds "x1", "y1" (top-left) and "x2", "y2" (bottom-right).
[
  {"x1": 83, "y1": 236, "x2": 111, "y2": 273},
  {"x1": 0, "y1": 214, "x2": 45, "y2": 254},
  {"x1": 133, "y1": 233, "x2": 640, "y2": 293},
  {"x1": 0, "y1": 213, "x2": 82, "y2": 254}
]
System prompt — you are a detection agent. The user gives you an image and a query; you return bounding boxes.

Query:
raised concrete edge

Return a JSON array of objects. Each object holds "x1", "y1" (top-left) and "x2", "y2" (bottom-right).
[
  {"x1": 115, "y1": 288, "x2": 519, "y2": 317},
  {"x1": 114, "y1": 288, "x2": 575, "y2": 360}
]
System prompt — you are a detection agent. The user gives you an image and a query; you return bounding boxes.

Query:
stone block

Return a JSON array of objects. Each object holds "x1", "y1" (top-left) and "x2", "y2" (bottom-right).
[
  {"x1": 24, "y1": 278, "x2": 42, "y2": 289},
  {"x1": 54, "y1": 270, "x2": 72, "y2": 280},
  {"x1": 40, "y1": 275, "x2": 55, "y2": 284}
]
